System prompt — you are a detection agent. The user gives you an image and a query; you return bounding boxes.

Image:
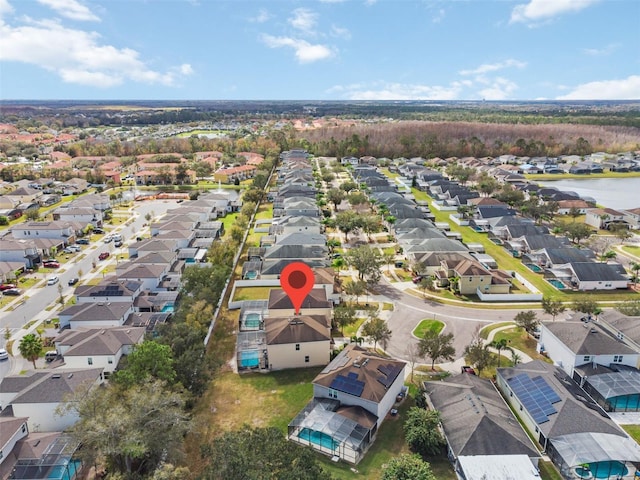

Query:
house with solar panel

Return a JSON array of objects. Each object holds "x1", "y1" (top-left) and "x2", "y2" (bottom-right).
[
  {"x1": 497, "y1": 360, "x2": 640, "y2": 479},
  {"x1": 288, "y1": 344, "x2": 406, "y2": 464}
]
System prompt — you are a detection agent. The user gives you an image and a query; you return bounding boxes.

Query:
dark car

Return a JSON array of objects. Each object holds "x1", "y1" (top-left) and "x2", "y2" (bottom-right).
[
  {"x1": 98, "y1": 252, "x2": 110, "y2": 260},
  {"x1": 114, "y1": 240, "x2": 123, "y2": 248},
  {"x1": 68, "y1": 277, "x2": 79, "y2": 286},
  {"x1": 43, "y1": 261, "x2": 61, "y2": 268},
  {"x1": 2, "y1": 288, "x2": 22, "y2": 296},
  {"x1": 76, "y1": 238, "x2": 90, "y2": 245},
  {"x1": 461, "y1": 366, "x2": 477, "y2": 375},
  {"x1": 412, "y1": 275, "x2": 424, "y2": 284},
  {"x1": 0, "y1": 283, "x2": 17, "y2": 291},
  {"x1": 93, "y1": 228, "x2": 105, "y2": 234}
]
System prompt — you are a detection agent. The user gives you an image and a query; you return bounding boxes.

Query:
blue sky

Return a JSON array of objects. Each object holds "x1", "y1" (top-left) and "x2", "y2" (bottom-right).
[{"x1": 0, "y1": 0, "x2": 638, "y2": 101}]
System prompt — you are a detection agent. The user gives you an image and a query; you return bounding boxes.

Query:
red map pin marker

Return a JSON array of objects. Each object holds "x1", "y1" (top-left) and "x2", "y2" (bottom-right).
[{"x1": 280, "y1": 262, "x2": 314, "y2": 315}]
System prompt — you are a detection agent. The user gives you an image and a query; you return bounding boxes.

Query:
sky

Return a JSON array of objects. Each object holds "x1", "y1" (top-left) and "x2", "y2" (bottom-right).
[{"x1": 0, "y1": 0, "x2": 639, "y2": 101}]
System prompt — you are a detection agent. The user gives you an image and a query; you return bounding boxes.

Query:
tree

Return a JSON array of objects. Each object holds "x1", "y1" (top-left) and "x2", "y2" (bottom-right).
[
  {"x1": 112, "y1": 341, "x2": 176, "y2": 387},
  {"x1": 419, "y1": 277, "x2": 435, "y2": 297},
  {"x1": 360, "y1": 214, "x2": 381, "y2": 241},
  {"x1": 541, "y1": 296, "x2": 566, "y2": 321},
  {"x1": 18, "y1": 333, "x2": 43, "y2": 369},
  {"x1": 568, "y1": 206, "x2": 582, "y2": 222},
  {"x1": 611, "y1": 224, "x2": 632, "y2": 243},
  {"x1": 340, "y1": 180, "x2": 358, "y2": 193},
  {"x1": 362, "y1": 315, "x2": 392, "y2": 350},
  {"x1": 616, "y1": 300, "x2": 640, "y2": 316},
  {"x1": 25, "y1": 207, "x2": 40, "y2": 221},
  {"x1": 463, "y1": 337, "x2": 493, "y2": 375},
  {"x1": 563, "y1": 222, "x2": 593, "y2": 245},
  {"x1": 489, "y1": 338, "x2": 512, "y2": 368},
  {"x1": 382, "y1": 250, "x2": 396, "y2": 273},
  {"x1": 404, "y1": 407, "x2": 445, "y2": 456},
  {"x1": 343, "y1": 279, "x2": 367, "y2": 304},
  {"x1": 65, "y1": 380, "x2": 191, "y2": 478},
  {"x1": 599, "y1": 250, "x2": 617, "y2": 263},
  {"x1": 200, "y1": 426, "x2": 332, "y2": 480},
  {"x1": 325, "y1": 188, "x2": 345, "y2": 210},
  {"x1": 514, "y1": 310, "x2": 539, "y2": 333},
  {"x1": 381, "y1": 454, "x2": 436, "y2": 480},
  {"x1": 332, "y1": 304, "x2": 357, "y2": 334},
  {"x1": 347, "y1": 191, "x2": 368, "y2": 207},
  {"x1": 418, "y1": 331, "x2": 455, "y2": 370},
  {"x1": 572, "y1": 299, "x2": 600, "y2": 316},
  {"x1": 630, "y1": 262, "x2": 640, "y2": 285},
  {"x1": 335, "y1": 210, "x2": 361, "y2": 242},
  {"x1": 344, "y1": 245, "x2": 383, "y2": 284}
]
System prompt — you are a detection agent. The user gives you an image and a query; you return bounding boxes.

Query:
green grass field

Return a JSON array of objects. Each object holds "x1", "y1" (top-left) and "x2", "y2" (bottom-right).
[{"x1": 412, "y1": 319, "x2": 445, "y2": 338}]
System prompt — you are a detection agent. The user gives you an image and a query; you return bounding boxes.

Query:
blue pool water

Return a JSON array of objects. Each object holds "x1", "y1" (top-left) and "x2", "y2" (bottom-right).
[
  {"x1": 185, "y1": 258, "x2": 195, "y2": 264},
  {"x1": 161, "y1": 304, "x2": 175, "y2": 313},
  {"x1": 589, "y1": 461, "x2": 628, "y2": 478},
  {"x1": 525, "y1": 263, "x2": 543, "y2": 272},
  {"x1": 47, "y1": 460, "x2": 81, "y2": 480},
  {"x1": 244, "y1": 271, "x2": 257, "y2": 279},
  {"x1": 547, "y1": 279, "x2": 565, "y2": 289},
  {"x1": 490, "y1": 238, "x2": 504, "y2": 245},
  {"x1": 298, "y1": 428, "x2": 338, "y2": 451},
  {"x1": 471, "y1": 226, "x2": 484, "y2": 232},
  {"x1": 243, "y1": 313, "x2": 261, "y2": 329},
  {"x1": 610, "y1": 395, "x2": 640, "y2": 410},
  {"x1": 240, "y1": 350, "x2": 260, "y2": 368}
]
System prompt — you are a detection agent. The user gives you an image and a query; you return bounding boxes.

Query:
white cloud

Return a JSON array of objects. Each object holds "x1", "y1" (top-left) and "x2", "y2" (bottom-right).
[
  {"x1": 557, "y1": 75, "x2": 640, "y2": 100},
  {"x1": 364, "y1": 0, "x2": 377, "y2": 5},
  {"x1": 0, "y1": 0, "x2": 14, "y2": 17},
  {"x1": 478, "y1": 77, "x2": 519, "y2": 100},
  {"x1": 288, "y1": 8, "x2": 317, "y2": 32},
  {"x1": 319, "y1": 0, "x2": 347, "y2": 3},
  {"x1": 330, "y1": 25, "x2": 350, "y2": 40},
  {"x1": 510, "y1": 0, "x2": 599, "y2": 24},
  {"x1": 327, "y1": 81, "x2": 463, "y2": 100},
  {"x1": 431, "y1": 8, "x2": 445, "y2": 23},
  {"x1": 460, "y1": 59, "x2": 526, "y2": 76},
  {"x1": 0, "y1": 17, "x2": 192, "y2": 88},
  {"x1": 261, "y1": 34, "x2": 333, "y2": 63},
  {"x1": 37, "y1": 0, "x2": 99, "y2": 22},
  {"x1": 583, "y1": 43, "x2": 619, "y2": 56},
  {"x1": 249, "y1": 8, "x2": 271, "y2": 24}
]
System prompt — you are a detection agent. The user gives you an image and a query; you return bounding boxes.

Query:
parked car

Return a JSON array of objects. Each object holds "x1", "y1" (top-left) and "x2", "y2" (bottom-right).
[
  {"x1": 43, "y1": 261, "x2": 61, "y2": 268},
  {"x1": 0, "y1": 283, "x2": 17, "y2": 291},
  {"x1": 461, "y1": 366, "x2": 477, "y2": 375},
  {"x1": 114, "y1": 240, "x2": 123, "y2": 248},
  {"x1": 47, "y1": 276, "x2": 59, "y2": 285},
  {"x1": 412, "y1": 275, "x2": 424, "y2": 284},
  {"x1": 69, "y1": 245, "x2": 82, "y2": 252},
  {"x1": 62, "y1": 247, "x2": 75, "y2": 254},
  {"x1": 68, "y1": 277, "x2": 79, "y2": 286},
  {"x1": 0, "y1": 348, "x2": 8, "y2": 361},
  {"x1": 76, "y1": 238, "x2": 90, "y2": 245},
  {"x1": 93, "y1": 228, "x2": 105, "y2": 234},
  {"x1": 104, "y1": 236, "x2": 113, "y2": 243},
  {"x1": 2, "y1": 288, "x2": 22, "y2": 296},
  {"x1": 98, "y1": 252, "x2": 110, "y2": 260},
  {"x1": 45, "y1": 351, "x2": 58, "y2": 362}
]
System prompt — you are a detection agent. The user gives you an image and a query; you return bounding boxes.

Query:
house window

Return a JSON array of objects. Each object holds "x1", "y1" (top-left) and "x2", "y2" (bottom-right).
[
  {"x1": 295, "y1": 344, "x2": 300, "y2": 351},
  {"x1": 305, "y1": 356, "x2": 310, "y2": 363},
  {"x1": 88, "y1": 357, "x2": 93, "y2": 365},
  {"x1": 614, "y1": 355, "x2": 623, "y2": 363},
  {"x1": 520, "y1": 404, "x2": 523, "y2": 411},
  {"x1": 21, "y1": 423, "x2": 27, "y2": 433},
  {"x1": 328, "y1": 389, "x2": 338, "y2": 399},
  {"x1": 108, "y1": 358, "x2": 113, "y2": 364},
  {"x1": 583, "y1": 356, "x2": 591, "y2": 362}
]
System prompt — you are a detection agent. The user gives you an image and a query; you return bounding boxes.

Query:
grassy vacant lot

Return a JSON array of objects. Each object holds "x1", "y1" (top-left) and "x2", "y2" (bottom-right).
[{"x1": 412, "y1": 319, "x2": 444, "y2": 338}]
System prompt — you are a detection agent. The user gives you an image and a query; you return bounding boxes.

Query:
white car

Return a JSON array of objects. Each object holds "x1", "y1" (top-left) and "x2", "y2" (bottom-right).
[
  {"x1": 47, "y1": 276, "x2": 59, "y2": 285},
  {"x1": 0, "y1": 348, "x2": 8, "y2": 361}
]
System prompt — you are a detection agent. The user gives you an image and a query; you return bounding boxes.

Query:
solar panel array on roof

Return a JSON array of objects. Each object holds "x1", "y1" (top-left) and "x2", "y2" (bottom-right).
[
  {"x1": 330, "y1": 373, "x2": 365, "y2": 397},
  {"x1": 508, "y1": 373, "x2": 561, "y2": 424},
  {"x1": 95, "y1": 289, "x2": 123, "y2": 296},
  {"x1": 377, "y1": 363, "x2": 403, "y2": 388}
]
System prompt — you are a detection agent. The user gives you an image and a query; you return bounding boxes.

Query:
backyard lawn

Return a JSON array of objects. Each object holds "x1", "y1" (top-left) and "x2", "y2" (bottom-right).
[{"x1": 233, "y1": 286, "x2": 275, "y2": 301}]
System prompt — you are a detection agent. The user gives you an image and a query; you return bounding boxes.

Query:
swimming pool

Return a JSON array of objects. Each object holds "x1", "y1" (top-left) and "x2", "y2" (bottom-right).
[
  {"x1": 242, "y1": 312, "x2": 262, "y2": 329},
  {"x1": 547, "y1": 279, "x2": 566, "y2": 289},
  {"x1": 185, "y1": 258, "x2": 195, "y2": 264},
  {"x1": 161, "y1": 304, "x2": 175, "y2": 313},
  {"x1": 525, "y1": 263, "x2": 543, "y2": 272},
  {"x1": 47, "y1": 459, "x2": 81, "y2": 480},
  {"x1": 240, "y1": 350, "x2": 260, "y2": 368},
  {"x1": 298, "y1": 428, "x2": 339, "y2": 451},
  {"x1": 590, "y1": 461, "x2": 628, "y2": 478},
  {"x1": 244, "y1": 271, "x2": 258, "y2": 280}
]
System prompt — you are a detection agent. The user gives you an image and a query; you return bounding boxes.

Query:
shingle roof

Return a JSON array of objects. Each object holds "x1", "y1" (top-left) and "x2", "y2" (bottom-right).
[
  {"x1": 314, "y1": 344, "x2": 405, "y2": 404},
  {"x1": 268, "y1": 288, "x2": 332, "y2": 310},
  {"x1": 265, "y1": 315, "x2": 330, "y2": 345},
  {"x1": 543, "y1": 321, "x2": 636, "y2": 356},
  {"x1": 2, "y1": 369, "x2": 103, "y2": 404},
  {"x1": 55, "y1": 327, "x2": 145, "y2": 356},
  {"x1": 570, "y1": 262, "x2": 628, "y2": 282},
  {"x1": 425, "y1": 374, "x2": 539, "y2": 458}
]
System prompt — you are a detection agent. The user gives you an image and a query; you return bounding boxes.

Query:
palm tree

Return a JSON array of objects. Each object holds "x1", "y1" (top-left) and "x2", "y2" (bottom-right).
[
  {"x1": 489, "y1": 338, "x2": 513, "y2": 368},
  {"x1": 19, "y1": 333, "x2": 43, "y2": 369},
  {"x1": 599, "y1": 250, "x2": 617, "y2": 263}
]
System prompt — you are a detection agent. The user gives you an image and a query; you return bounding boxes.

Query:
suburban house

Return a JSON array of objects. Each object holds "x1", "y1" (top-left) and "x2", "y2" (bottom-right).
[
  {"x1": 264, "y1": 314, "x2": 331, "y2": 370},
  {"x1": 58, "y1": 301, "x2": 134, "y2": 330},
  {"x1": 51, "y1": 205, "x2": 103, "y2": 227},
  {"x1": 288, "y1": 344, "x2": 406, "y2": 464},
  {"x1": 0, "y1": 239, "x2": 41, "y2": 269},
  {"x1": 0, "y1": 369, "x2": 104, "y2": 432},
  {"x1": 54, "y1": 326, "x2": 145, "y2": 376},
  {"x1": 75, "y1": 279, "x2": 142, "y2": 304},
  {"x1": 213, "y1": 165, "x2": 256, "y2": 183},
  {"x1": 496, "y1": 360, "x2": 640, "y2": 478},
  {"x1": 424, "y1": 373, "x2": 540, "y2": 479},
  {"x1": 10, "y1": 221, "x2": 78, "y2": 244},
  {"x1": 268, "y1": 288, "x2": 333, "y2": 317},
  {"x1": 549, "y1": 262, "x2": 628, "y2": 291},
  {"x1": 585, "y1": 208, "x2": 628, "y2": 230},
  {"x1": 623, "y1": 207, "x2": 640, "y2": 230}
]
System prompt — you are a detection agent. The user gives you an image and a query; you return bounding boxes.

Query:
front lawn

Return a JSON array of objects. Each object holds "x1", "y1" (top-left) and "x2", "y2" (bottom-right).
[{"x1": 492, "y1": 328, "x2": 550, "y2": 363}]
